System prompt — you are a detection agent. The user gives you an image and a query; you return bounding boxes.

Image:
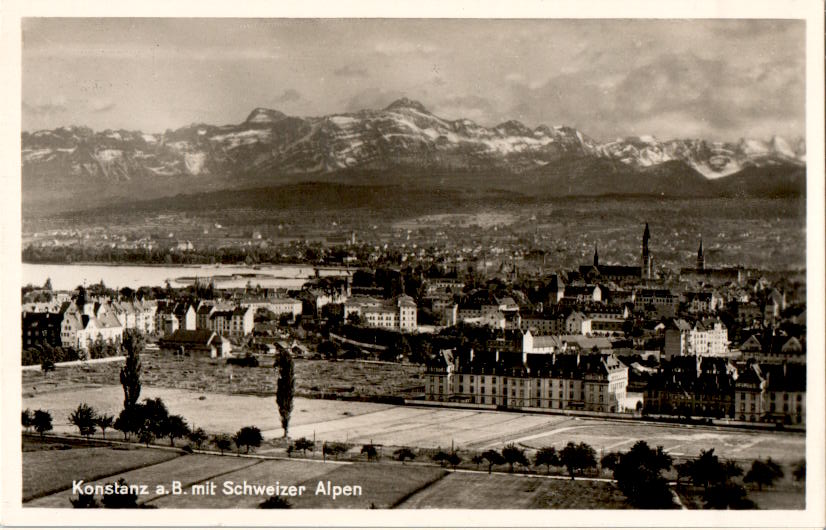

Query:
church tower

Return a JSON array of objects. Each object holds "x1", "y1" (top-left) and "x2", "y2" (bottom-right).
[
  {"x1": 641, "y1": 223, "x2": 652, "y2": 279},
  {"x1": 696, "y1": 237, "x2": 704, "y2": 271},
  {"x1": 593, "y1": 243, "x2": 599, "y2": 268}
]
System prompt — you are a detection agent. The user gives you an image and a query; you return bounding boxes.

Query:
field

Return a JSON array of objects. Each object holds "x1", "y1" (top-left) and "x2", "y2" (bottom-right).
[
  {"x1": 398, "y1": 472, "x2": 629, "y2": 509},
  {"x1": 22, "y1": 353, "x2": 424, "y2": 399},
  {"x1": 287, "y1": 464, "x2": 447, "y2": 509},
  {"x1": 23, "y1": 385, "x2": 805, "y2": 465},
  {"x1": 22, "y1": 436, "x2": 180, "y2": 502}
]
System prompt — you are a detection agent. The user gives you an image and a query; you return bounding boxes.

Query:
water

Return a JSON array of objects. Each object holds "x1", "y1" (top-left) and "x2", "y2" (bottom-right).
[{"x1": 22, "y1": 263, "x2": 347, "y2": 291}]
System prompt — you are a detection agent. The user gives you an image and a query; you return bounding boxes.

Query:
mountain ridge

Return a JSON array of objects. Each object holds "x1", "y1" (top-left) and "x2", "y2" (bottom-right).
[{"x1": 22, "y1": 97, "x2": 806, "y2": 216}]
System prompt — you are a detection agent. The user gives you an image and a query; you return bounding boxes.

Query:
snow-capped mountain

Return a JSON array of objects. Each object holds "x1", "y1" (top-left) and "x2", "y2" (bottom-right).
[{"x1": 22, "y1": 98, "x2": 806, "y2": 213}]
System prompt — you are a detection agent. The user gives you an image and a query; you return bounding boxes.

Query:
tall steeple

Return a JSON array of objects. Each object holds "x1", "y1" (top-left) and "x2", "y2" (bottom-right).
[
  {"x1": 641, "y1": 222, "x2": 652, "y2": 279},
  {"x1": 593, "y1": 243, "x2": 599, "y2": 268},
  {"x1": 696, "y1": 237, "x2": 704, "y2": 271}
]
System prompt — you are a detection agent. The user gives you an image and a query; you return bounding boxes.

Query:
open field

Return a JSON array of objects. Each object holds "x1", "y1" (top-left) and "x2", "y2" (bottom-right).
[
  {"x1": 23, "y1": 385, "x2": 805, "y2": 465},
  {"x1": 398, "y1": 472, "x2": 629, "y2": 509},
  {"x1": 287, "y1": 464, "x2": 447, "y2": 509},
  {"x1": 150, "y1": 459, "x2": 344, "y2": 508},
  {"x1": 23, "y1": 354, "x2": 424, "y2": 399},
  {"x1": 22, "y1": 437, "x2": 179, "y2": 502}
]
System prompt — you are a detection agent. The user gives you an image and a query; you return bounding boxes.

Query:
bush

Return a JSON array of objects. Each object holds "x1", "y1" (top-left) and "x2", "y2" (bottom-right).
[
  {"x1": 259, "y1": 495, "x2": 291, "y2": 508},
  {"x1": 227, "y1": 355, "x2": 259, "y2": 367}
]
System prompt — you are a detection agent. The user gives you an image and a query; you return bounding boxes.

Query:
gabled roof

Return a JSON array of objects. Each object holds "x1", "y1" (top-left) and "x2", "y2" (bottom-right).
[{"x1": 159, "y1": 329, "x2": 217, "y2": 347}]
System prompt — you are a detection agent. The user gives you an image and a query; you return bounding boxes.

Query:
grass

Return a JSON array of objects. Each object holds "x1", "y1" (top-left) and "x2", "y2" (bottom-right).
[
  {"x1": 26, "y1": 453, "x2": 261, "y2": 508},
  {"x1": 150, "y1": 459, "x2": 343, "y2": 508},
  {"x1": 397, "y1": 472, "x2": 631, "y2": 509},
  {"x1": 23, "y1": 353, "x2": 424, "y2": 399},
  {"x1": 288, "y1": 463, "x2": 448, "y2": 509},
  {"x1": 22, "y1": 436, "x2": 180, "y2": 502}
]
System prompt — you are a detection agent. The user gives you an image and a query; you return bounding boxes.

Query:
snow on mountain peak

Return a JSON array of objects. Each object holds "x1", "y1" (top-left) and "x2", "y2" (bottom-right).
[
  {"x1": 384, "y1": 98, "x2": 430, "y2": 114},
  {"x1": 244, "y1": 107, "x2": 287, "y2": 124}
]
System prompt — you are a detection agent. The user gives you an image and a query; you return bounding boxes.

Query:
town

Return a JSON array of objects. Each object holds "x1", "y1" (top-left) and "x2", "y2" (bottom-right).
[{"x1": 22, "y1": 223, "x2": 806, "y2": 427}]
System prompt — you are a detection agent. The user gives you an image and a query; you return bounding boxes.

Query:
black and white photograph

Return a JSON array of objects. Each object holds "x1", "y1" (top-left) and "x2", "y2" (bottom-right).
[{"x1": 2, "y1": 1, "x2": 824, "y2": 527}]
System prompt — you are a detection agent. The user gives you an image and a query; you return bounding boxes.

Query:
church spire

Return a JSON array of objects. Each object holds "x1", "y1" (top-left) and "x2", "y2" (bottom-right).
[
  {"x1": 641, "y1": 222, "x2": 652, "y2": 280},
  {"x1": 593, "y1": 243, "x2": 599, "y2": 268},
  {"x1": 696, "y1": 237, "x2": 704, "y2": 271}
]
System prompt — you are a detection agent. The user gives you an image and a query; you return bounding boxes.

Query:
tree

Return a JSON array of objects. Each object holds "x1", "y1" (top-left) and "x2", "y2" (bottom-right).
[
  {"x1": 432, "y1": 450, "x2": 450, "y2": 467},
  {"x1": 188, "y1": 427, "x2": 208, "y2": 450},
  {"x1": 43, "y1": 277, "x2": 53, "y2": 291},
  {"x1": 275, "y1": 352, "x2": 295, "y2": 438},
  {"x1": 482, "y1": 449, "x2": 505, "y2": 474},
  {"x1": 41, "y1": 359, "x2": 55, "y2": 373},
  {"x1": 600, "y1": 451, "x2": 622, "y2": 472},
  {"x1": 323, "y1": 441, "x2": 349, "y2": 461},
  {"x1": 744, "y1": 458, "x2": 784, "y2": 491},
  {"x1": 101, "y1": 478, "x2": 139, "y2": 508},
  {"x1": 294, "y1": 437, "x2": 314, "y2": 455},
  {"x1": 70, "y1": 492, "x2": 99, "y2": 508},
  {"x1": 447, "y1": 451, "x2": 462, "y2": 471},
  {"x1": 141, "y1": 398, "x2": 169, "y2": 439},
  {"x1": 394, "y1": 447, "x2": 415, "y2": 464},
  {"x1": 119, "y1": 330, "x2": 144, "y2": 410},
  {"x1": 560, "y1": 442, "x2": 597, "y2": 480},
  {"x1": 138, "y1": 423, "x2": 156, "y2": 447},
  {"x1": 114, "y1": 406, "x2": 144, "y2": 441},
  {"x1": 703, "y1": 481, "x2": 755, "y2": 509},
  {"x1": 234, "y1": 426, "x2": 263, "y2": 454},
  {"x1": 68, "y1": 403, "x2": 98, "y2": 440},
  {"x1": 792, "y1": 460, "x2": 805, "y2": 482},
  {"x1": 611, "y1": 441, "x2": 675, "y2": 509},
  {"x1": 22, "y1": 409, "x2": 34, "y2": 432},
  {"x1": 361, "y1": 444, "x2": 378, "y2": 462},
  {"x1": 502, "y1": 444, "x2": 530, "y2": 473},
  {"x1": 259, "y1": 495, "x2": 291, "y2": 509},
  {"x1": 95, "y1": 413, "x2": 115, "y2": 440},
  {"x1": 471, "y1": 454, "x2": 484, "y2": 470},
  {"x1": 212, "y1": 434, "x2": 232, "y2": 456},
  {"x1": 33, "y1": 409, "x2": 53, "y2": 439},
  {"x1": 535, "y1": 446, "x2": 561, "y2": 474},
  {"x1": 163, "y1": 415, "x2": 190, "y2": 447}
]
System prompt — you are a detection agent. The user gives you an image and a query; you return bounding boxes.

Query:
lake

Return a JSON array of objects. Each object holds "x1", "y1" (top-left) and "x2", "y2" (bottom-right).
[{"x1": 22, "y1": 263, "x2": 349, "y2": 291}]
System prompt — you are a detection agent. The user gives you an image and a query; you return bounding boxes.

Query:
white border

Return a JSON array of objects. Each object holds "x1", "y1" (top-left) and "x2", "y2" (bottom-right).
[{"x1": 1, "y1": 0, "x2": 823, "y2": 527}]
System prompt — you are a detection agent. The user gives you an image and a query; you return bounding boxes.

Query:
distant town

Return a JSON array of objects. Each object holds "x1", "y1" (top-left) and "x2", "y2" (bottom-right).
[{"x1": 22, "y1": 222, "x2": 806, "y2": 427}]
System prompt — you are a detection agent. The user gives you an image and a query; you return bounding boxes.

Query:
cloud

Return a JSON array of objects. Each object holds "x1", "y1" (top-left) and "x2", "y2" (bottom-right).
[
  {"x1": 505, "y1": 51, "x2": 804, "y2": 141},
  {"x1": 275, "y1": 89, "x2": 301, "y2": 103},
  {"x1": 89, "y1": 98, "x2": 116, "y2": 113},
  {"x1": 23, "y1": 96, "x2": 68, "y2": 116},
  {"x1": 373, "y1": 39, "x2": 437, "y2": 56},
  {"x1": 334, "y1": 65, "x2": 369, "y2": 78}
]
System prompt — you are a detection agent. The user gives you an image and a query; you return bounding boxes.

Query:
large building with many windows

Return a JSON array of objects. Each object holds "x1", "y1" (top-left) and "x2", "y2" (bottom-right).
[{"x1": 425, "y1": 349, "x2": 629, "y2": 413}]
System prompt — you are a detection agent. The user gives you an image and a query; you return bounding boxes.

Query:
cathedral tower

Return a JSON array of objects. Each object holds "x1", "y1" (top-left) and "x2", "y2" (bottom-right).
[
  {"x1": 593, "y1": 243, "x2": 599, "y2": 268},
  {"x1": 696, "y1": 237, "x2": 704, "y2": 271},
  {"x1": 641, "y1": 223, "x2": 652, "y2": 279}
]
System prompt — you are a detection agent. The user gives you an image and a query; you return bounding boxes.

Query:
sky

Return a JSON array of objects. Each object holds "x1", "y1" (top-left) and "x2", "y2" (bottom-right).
[{"x1": 22, "y1": 18, "x2": 805, "y2": 142}]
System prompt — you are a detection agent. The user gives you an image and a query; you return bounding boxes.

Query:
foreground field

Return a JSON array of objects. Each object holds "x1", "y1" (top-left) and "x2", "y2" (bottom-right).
[
  {"x1": 398, "y1": 472, "x2": 629, "y2": 509},
  {"x1": 22, "y1": 353, "x2": 424, "y2": 399},
  {"x1": 23, "y1": 385, "x2": 805, "y2": 464}
]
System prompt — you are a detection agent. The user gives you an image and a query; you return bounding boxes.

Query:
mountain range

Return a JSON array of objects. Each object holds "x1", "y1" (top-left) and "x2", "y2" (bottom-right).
[{"x1": 22, "y1": 97, "x2": 806, "y2": 216}]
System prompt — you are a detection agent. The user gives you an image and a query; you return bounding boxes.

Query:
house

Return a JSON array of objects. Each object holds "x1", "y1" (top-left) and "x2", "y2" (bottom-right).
[
  {"x1": 644, "y1": 356, "x2": 737, "y2": 418},
  {"x1": 158, "y1": 329, "x2": 230, "y2": 358},
  {"x1": 22, "y1": 311, "x2": 62, "y2": 350},
  {"x1": 344, "y1": 295, "x2": 418, "y2": 332},
  {"x1": 761, "y1": 363, "x2": 805, "y2": 425},
  {"x1": 663, "y1": 318, "x2": 729, "y2": 359},
  {"x1": 230, "y1": 306, "x2": 255, "y2": 337},
  {"x1": 565, "y1": 311, "x2": 592, "y2": 335},
  {"x1": 734, "y1": 361, "x2": 767, "y2": 422}
]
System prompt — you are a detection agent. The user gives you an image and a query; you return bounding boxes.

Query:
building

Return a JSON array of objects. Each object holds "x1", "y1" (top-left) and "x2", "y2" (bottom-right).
[
  {"x1": 230, "y1": 306, "x2": 255, "y2": 337},
  {"x1": 344, "y1": 294, "x2": 418, "y2": 332},
  {"x1": 240, "y1": 297, "x2": 303, "y2": 318},
  {"x1": 684, "y1": 291, "x2": 723, "y2": 314},
  {"x1": 663, "y1": 318, "x2": 729, "y2": 359},
  {"x1": 158, "y1": 329, "x2": 230, "y2": 358},
  {"x1": 644, "y1": 356, "x2": 737, "y2": 418},
  {"x1": 22, "y1": 312, "x2": 62, "y2": 350},
  {"x1": 425, "y1": 349, "x2": 629, "y2": 413}
]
